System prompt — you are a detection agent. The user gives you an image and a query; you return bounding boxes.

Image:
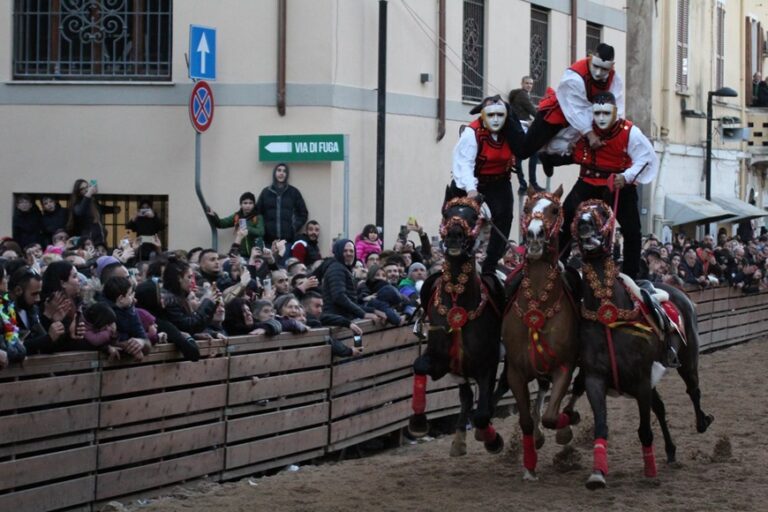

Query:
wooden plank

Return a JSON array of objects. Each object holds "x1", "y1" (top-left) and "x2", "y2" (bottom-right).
[
  {"x1": 228, "y1": 330, "x2": 330, "y2": 352},
  {"x1": 0, "y1": 475, "x2": 94, "y2": 512},
  {"x1": 0, "y1": 432, "x2": 94, "y2": 459},
  {"x1": 331, "y1": 378, "x2": 411, "y2": 419},
  {"x1": 228, "y1": 369, "x2": 330, "y2": 406},
  {"x1": 328, "y1": 418, "x2": 409, "y2": 452},
  {"x1": 426, "y1": 388, "x2": 463, "y2": 413},
  {"x1": 0, "y1": 373, "x2": 99, "y2": 411},
  {"x1": 221, "y1": 448, "x2": 325, "y2": 481},
  {"x1": 226, "y1": 392, "x2": 327, "y2": 417},
  {"x1": 96, "y1": 448, "x2": 224, "y2": 501},
  {"x1": 713, "y1": 286, "x2": 731, "y2": 300},
  {"x1": 333, "y1": 325, "x2": 418, "y2": 355},
  {"x1": 329, "y1": 400, "x2": 411, "y2": 444},
  {"x1": 330, "y1": 367, "x2": 412, "y2": 397},
  {"x1": 100, "y1": 384, "x2": 227, "y2": 427},
  {"x1": 0, "y1": 446, "x2": 96, "y2": 491},
  {"x1": 98, "y1": 423, "x2": 225, "y2": 469},
  {"x1": 0, "y1": 402, "x2": 98, "y2": 445},
  {"x1": 229, "y1": 346, "x2": 330, "y2": 378},
  {"x1": 227, "y1": 403, "x2": 329, "y2": 443},
  {"x1": 331, "y1": 345, "x2": 419, "y2": 386},
  {"x1": 98, "y1": 410, "x2": 223, "y2": 442},
  {"x1": 226, "y1": 426, "x2": 326, "y2": 469},
  {"x1": 100, "y1": 358, "x2": 228, "y2": 396}
]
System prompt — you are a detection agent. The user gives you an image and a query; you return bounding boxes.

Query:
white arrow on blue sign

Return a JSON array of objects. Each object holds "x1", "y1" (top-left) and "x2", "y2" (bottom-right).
[{"x1": 189, "y1": 25, "x2": 216, "y2": 80}]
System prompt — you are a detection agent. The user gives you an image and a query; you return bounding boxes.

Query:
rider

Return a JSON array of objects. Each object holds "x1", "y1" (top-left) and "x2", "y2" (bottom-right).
[
  {"x1": 523, "y1": 43, "x2": 624, "y2": 176},
  {"x1": 449, "y1": 95, "x2": 524, "y2": 275}
]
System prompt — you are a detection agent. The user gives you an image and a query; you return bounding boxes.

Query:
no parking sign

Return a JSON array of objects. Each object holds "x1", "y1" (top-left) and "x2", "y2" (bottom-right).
[{"x1": 189, "y1": 81, "x2": 214, "y2": 133}]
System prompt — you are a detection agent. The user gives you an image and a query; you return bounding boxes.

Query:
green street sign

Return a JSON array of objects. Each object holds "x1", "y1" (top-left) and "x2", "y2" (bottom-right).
[{"x1": 259, "y1": 134, "x2": 345, "y2": 162}]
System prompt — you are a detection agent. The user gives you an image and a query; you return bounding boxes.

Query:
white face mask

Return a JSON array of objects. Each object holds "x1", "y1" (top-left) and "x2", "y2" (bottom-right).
[
  {"x1": 592, "y1": 104, "x2": 616, "y2": 130},
  {"x1": 589, "y1": 56, "x2": 613, "y2": 82},
  {"x1": 481, "y1": 103, "x2": 507, "y2": 133}
]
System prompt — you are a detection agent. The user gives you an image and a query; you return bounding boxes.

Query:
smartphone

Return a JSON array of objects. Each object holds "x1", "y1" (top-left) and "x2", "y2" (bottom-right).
[
  {"x1": 263, "y1": 277, "x2": 272, "y2": 293},
  {"x1": 239, "y1": 218, "x2": 247, "y2": 230},
  {"x1": 121, "y1": 238, "x2": 130, "y2": 248},
  {"x1": 353, "y1": 334, "x2": 363, "y2": 348},
  {"x1": 398, "y1": 225, "x2": 408, "y2": 241},
  {"x1": 90, "y1": 179, "x2": 98, "y2": 187}
]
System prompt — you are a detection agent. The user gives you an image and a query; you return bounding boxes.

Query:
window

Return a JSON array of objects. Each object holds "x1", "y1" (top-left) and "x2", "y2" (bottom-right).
[
  {"x1": 13, "y1": 0, "x2": 172, "y2": 81},
  {"x1": 462, "y1": 0, "x2": 485, "y2": 102},
  {"x1": 586, "y1": 22, "x2": 602, "y2": 57},
  {"x1": 530, "y1": 6, "x2": 549, "y2": 102},
  {"x1": 676, "y1": 0, "x2": 690, "y2": 92},
  {"x1": 716, "y1": 3, "x2": 725, "y2": 90}
]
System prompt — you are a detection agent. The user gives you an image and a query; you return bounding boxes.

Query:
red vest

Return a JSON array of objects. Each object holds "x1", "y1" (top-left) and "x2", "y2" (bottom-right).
[
  {"x1": 573, "y1": 119, "x2": 633, "y2": 186},
  {"x1": 469, "y1": 119, "x2": 515, "y2": 177},
  {"x1": 538, "y1": 58, "x2": 616, "y2": 125}
]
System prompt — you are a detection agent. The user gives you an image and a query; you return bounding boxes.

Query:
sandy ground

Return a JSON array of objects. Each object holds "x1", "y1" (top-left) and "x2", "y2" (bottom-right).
[{"x1": 116, "y1": 340, "x2": 767, "y2": 512}]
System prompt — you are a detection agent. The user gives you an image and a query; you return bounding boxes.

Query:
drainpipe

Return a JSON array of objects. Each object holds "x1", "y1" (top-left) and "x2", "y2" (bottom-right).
[
  {"x1": 571, "y1": 0, "x2": 578, "y2": 62},
  {"x1": 437, "y1": 0, "x2": 446, "y2": 141},
  {"x1": 376, "y1": 0, "x2": 388, "y2": 234},
  {"x1": 277, "y1": 0, "x2": 286, "y2": 116}
]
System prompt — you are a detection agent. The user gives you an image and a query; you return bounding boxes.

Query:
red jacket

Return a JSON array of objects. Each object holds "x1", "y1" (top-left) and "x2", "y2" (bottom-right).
[
  {"x1": 469, "y1": 118, "x2": 515, "y2": 176},
  {"x1": 572, "y1": 119, "x2": 633, "y2": 186},
  {"x1": 538, "y1": 57, "x2": 616, "y2": 126}
]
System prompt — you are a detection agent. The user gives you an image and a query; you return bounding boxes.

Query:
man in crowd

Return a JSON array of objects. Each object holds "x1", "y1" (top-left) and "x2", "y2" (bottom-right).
[
  {"x1": 291, "y1": 220, "x2": 323, "y2": 267},
  {"x1": 508, "y1": 76, "x2": 544, "y2": 192}
]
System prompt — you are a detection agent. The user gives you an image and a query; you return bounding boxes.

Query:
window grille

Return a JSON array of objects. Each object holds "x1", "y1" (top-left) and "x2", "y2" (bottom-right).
[
  {"x1": 530, "y1": 6, "x2": 549, "y2": 102},
  {"x1": 676, "y1": 0, "x2": 690, "y2": 92},
  {"x1": 586, "y1": 22, "x2": 602, "y2": 57},
  {"x1": 716, "y1": 3, "x2": 725, "y2": 90},
  {"x1": 13, "y1": 0, "x2": 173, "y2": 81},
  {"x1": 462, "y1": 0, "x2": 485, "y2": 102}
]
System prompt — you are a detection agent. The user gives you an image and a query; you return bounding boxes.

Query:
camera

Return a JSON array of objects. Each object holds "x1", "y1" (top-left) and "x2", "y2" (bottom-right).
[
  {"x1": 353, "y1": 335, "x2": 363, "y2": 348},
  {"x1": 398, "y1": 225, "x2": 408, "y2": 242}
]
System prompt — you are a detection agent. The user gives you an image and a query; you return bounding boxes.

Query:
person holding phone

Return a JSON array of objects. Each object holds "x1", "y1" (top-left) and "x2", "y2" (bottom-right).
[
  {"x1": 66, "y1": 179, "x2": 121, "y2": 246},
  {"x1": 206, "y1": 192, "x2": 265, "y2": 259},
  {"x1": 126, "y1": 199, "x2": 164, "y2": 261}
]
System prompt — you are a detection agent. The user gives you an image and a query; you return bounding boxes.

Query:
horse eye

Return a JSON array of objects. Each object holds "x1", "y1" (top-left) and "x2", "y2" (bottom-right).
[{"x1": 552, "y1": 207, "x2": 559, "y2": 215}]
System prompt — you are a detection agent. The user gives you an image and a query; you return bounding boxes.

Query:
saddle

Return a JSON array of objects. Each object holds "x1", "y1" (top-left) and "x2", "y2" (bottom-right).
[{"x1": 620, "y1": 277, "x2": 686, "y2": 349}]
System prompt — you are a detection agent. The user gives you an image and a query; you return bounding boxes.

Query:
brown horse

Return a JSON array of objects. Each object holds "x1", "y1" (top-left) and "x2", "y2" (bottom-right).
[
  {"x1": 573, "y1": 199, "x2": 713, "y2": 490},
  {"x1": 408, "y1": 196, "x2": 504, "y2": 456},
  {"x1": 501, "y1": 186, "x2": 581, "y2": 480}
]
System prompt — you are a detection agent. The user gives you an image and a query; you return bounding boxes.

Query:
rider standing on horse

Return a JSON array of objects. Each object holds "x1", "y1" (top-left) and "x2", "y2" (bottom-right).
[{"x1": 449, "y1": 95, "x2": 525, "y2": 275}]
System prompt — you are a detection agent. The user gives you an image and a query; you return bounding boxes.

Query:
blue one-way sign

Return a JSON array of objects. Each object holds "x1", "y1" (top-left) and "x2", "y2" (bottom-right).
[{"x1": 189, "y1": 25, "x2": 216, "y2": 80}]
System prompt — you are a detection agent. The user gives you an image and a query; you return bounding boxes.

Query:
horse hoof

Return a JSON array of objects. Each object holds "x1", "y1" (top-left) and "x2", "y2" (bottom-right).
[
  {"x1": 484, "y1": 433, "x2": 504, "y2": 454},
  {"x1": 697, "y1": 414, "x2": 714, "y2": 434},
  {"x1": 522, "y1": 469, "x2": 538, "y2": 482},
  {"x1": 408, "y1": 414, "x2": 429, "y2": 438},
  {"x1": 535, "y1": 434, "x2": 545, "y2": 450},
  {"x1": 450, "y1": 441, "x2": 467, "y2": 457},
  {"x1": 585, "y1": 471, "x2": 606, "y2": 490},
  {"x1": 555, "y1": 426, "x2": 573, "y2": 445},
  {"x1": 569, "y1": 410, "x2": 581, "y2": 426}
]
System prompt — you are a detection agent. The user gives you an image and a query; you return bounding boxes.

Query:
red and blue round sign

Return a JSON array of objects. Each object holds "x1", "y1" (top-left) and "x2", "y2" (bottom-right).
[{"x1": 189, "y1": 81, "x2": 214, "y2": 133}]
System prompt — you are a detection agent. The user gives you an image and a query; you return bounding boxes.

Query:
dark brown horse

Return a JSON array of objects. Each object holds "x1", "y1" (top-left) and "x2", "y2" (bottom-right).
[
  {"x1": 502, "y1": 186, "x2": 581, "y2": 480},
  {"x1": 573, "y1": 199, "x2": 713, "y2": 490},
  {"x1": 408, "y1": 196, "x2": 504, "y2": 456}
]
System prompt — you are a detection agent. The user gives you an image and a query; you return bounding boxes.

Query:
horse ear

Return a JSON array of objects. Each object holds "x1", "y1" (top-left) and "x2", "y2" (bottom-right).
[
  {"x1": 526, "y1": 185, "x2": 535, "y2": 198},
  {"x1": 553, "y1": 184, "x2": 564, "y2": 198}
]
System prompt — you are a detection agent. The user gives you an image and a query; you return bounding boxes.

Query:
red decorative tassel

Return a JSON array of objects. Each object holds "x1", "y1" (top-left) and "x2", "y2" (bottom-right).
[
  {"x1": 642, "y1": 444, "x2": 657, "y2": 477},
  {"x1": 593, "y1": 438, "x2": 608, "y2": 475},
  {"x1": 480, "y1": 424, "x2": 497, "y2": 443},
  {"x1": 412, "y1": 374, "x2": 427, "y2": 414},
  {"x1": 523, "y1": 434, "x2": 537, "y2": 471},
  {"x1": 555, "y1": 412, "x2": 570, "y2": 429}
]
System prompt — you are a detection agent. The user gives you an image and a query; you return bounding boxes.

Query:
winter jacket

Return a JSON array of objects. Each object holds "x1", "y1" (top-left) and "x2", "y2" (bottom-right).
[
  {"x1": 318, "y1": 239, "x2": 367, "y2": 320},
  {"x1": 291, "y1": 235, "x2": 322, "y2": 266},
  {"x1": 135, "y1": 280, "x2": 200, "y2": 361},
  {"x1": 70, "y1": 196, "x2": 118, "y2": 245},
  {"x1": 41, "y1": 204, "x2": 69, "y2": 244},
  {"x1": 162, "y1": 292, "x2": 217, "y2": 335},
  {"x1": 103, "y1": 300, "x2": 147, "y2": 341},
  {"x1": 12, "y1": 206, "x2": 44, "y2": 248},
  {"x1": 209, "y1": 209, "x2": 265, "y2": 258},
  {"x1": 355, "y1": 234, "x2": 382, "y2": 264},
  {"x1": 255, "y1": 186, "x2": 308, "y2": 244}
]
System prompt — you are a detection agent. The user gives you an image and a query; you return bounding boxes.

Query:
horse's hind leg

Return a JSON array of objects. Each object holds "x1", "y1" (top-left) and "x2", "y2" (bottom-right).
[
  {"x1": 541, "y1": 367, "x2": 579, "y2": 445},
  {"x1": 450, "y1": 382, "x2": 474, "y2": 457},
  {"x1": 584, "y1": 373, "x2": 608, "y2": 490},
  {"x1": 473, "y1": 374, "x2": 504, "y2": 454},
  {"x1": 636, "y1": 383, "x2": 658, "y2": 478},
  {"x1": 651, "y1": 388, "x2": 676, "y2": 463},
  {"x1": 676, "y1": 338, "x2": 714, "y2": 433}
]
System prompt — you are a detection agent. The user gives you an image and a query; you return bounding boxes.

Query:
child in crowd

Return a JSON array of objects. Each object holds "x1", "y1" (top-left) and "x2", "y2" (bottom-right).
[
  {"x1": 355, "y1": 224, "x2": 382, "y2": 264},
  {"x1": 101, "y1": 276, "x2": 151, "y2": 360},
  {"x1": 83, "y1": 302, "x2": 121, "y2": 360}
]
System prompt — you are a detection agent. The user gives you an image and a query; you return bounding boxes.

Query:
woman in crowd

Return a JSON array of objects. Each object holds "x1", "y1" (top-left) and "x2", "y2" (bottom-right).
[
  {"x1": 66, "y1": 179, "x2": 120, "y2": 246},
  {"x1": 255, "y1": 163, "x2": 308, "y2": 244},
  {"x1": 32, "y1": 260, "x2": 89, "y2": 353},
  {"x1": 161, "y1": 257, "x2": 224, "y2": 338},
  {"x1": 135, "y1": 279, "x2": 200, "y2": 361}
]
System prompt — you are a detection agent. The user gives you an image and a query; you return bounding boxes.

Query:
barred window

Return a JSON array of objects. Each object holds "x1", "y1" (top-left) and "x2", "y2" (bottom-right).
[
  {"x1": 586, "y1": 22, "x2": 602, "y2": 57},
  {"x1": 13, "y1": 0, "x2": 173, "y2": 81},
  {"x1": 530, "y1": 6, "x2": 549, "y2": 102},
  {"x1": 462, "y1": 0, "x2": 485, "y2": 102},
  {"x1": 716, "y1": 2, "x2": 725, "y2": 90},
  {"x1": 676, "y1": 0, "x2": 690, "y2": 92}
]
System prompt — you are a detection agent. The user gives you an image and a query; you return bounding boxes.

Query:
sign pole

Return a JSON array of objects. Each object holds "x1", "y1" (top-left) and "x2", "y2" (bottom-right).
[
  {"x1": 194, "y1": 132, "x2": 218, "y2": 250},
  {"x1": 343, "y1": 134, "x2": 350, "y2": 239}
]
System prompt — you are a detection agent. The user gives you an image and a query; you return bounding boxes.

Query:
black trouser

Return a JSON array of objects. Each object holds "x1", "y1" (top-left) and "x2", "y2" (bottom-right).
[
  {"x1": 513, "y1": 153, "x2": 540, "y2": 186},
  {"x1": 520, "y1": 111, "x2": 568, "y2": 159},
  {"x1": 559, "y1": 180, "x2": 642, "y2": 279}
]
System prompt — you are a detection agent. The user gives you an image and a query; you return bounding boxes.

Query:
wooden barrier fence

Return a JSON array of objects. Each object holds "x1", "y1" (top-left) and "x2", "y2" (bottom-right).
[{"x1": 0, "y1": 285, "x2": 765, "y2": 511}]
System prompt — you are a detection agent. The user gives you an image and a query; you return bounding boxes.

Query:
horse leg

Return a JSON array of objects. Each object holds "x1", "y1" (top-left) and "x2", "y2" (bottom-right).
[
  {"x1": 540, "y1": 367, "x2": 576, "y2": 445},
  {"x1": 508, "y1": 370, "x2": 538, "y2": 480},
  {"x1": 450, "y1": 382, "x2": 474, "y2": 457},
  {"x1": 532, "y1": 379, "x2": 548, "y2": 449},
  {"x1": 636, "y1": 383, "x2": 658, "y2": 478},
  {"x1": 651, "y1": 388, "x2": 677, "y2": 463},
  {"x1": 408, "y1": 354, "x2": 439, "y2": 437},
  {"x1": 584, "y1": 373, "x2": 609, "y2": 490},
  {"x1": 473, "y1": 374, "x2": 504, "y2": 455},
  {"x1": 492, "y1": 355, "x2": 511, "y2": 418},
  {"x1": 676, "y1": 344, "x2": 714, "y2": 433}
]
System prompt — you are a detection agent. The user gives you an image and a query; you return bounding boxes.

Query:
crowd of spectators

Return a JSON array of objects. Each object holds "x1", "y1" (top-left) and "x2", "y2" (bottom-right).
[{"x1": 2, "y1": 174, "x2": 441, "y2": 370}]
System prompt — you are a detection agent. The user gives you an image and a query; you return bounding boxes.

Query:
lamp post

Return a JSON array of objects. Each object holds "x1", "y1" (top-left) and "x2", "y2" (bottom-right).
[{"x1": 705, "y1": 86, "x2": 738, "y2": 201}]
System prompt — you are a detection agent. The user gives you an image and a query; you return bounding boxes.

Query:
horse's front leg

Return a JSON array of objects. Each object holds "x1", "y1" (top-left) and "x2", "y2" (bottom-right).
[
  {"x1": 676, "y1": 345, "x2": 714, "y2": 433},
  {"x1": 636, "y1": 381, "x2": 657, "y2": 478},
  {"x1": 541, "y1": 366, "x2": 580, "y2": 445},
  {"x1": 450, "y1": 382, "x2": 474, "y2": 457},
  {"x1": 584, "y1": 372, "x2": 609, "y2": 490},
  {"x1": 473, "y1": 372, "x2": 504, "y2": 454}
]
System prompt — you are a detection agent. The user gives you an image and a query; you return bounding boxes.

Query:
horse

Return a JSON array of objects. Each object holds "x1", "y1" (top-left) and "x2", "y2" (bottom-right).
[
  {"x1": 408, "y1": 196, "x2": 504, "y2": 456},
  {"x1": 573, "y1": 199, "x2": 713, "y2": 490},
  {"x1": 501, "y1": 185, "x2": 581, "y2": 480}
]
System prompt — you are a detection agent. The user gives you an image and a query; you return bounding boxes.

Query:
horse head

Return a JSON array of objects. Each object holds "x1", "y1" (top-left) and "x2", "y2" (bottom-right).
[
  {"x1": 439, "y1": 196, "x2": 483, "y2": 259},
  {"x1": 521, "y1": 185, "x2": 564, "y2": 261},
  {"x1": 571, "y1": 199, "x2": 615, "y2": 259}
]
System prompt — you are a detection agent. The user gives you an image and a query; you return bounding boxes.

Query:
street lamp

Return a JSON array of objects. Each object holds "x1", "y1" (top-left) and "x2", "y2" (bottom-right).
[{"x1": 705, "y1": 86, "x2": 738, "y2": 202}]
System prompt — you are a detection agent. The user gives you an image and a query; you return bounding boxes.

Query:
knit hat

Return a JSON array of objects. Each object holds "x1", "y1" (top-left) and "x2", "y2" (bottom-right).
[
  {"x1": 273, "y1": 293, "x2": 298, "y2": 316},
  {"x1": 239, "y1": 191, "x2": 256, "y2": 204},
  {"x1": 94, "y1": 255, "x2": 121, "y2": 279},
  {"x1": 408, "y1": 262, "x2": 427, "y2": 275}
]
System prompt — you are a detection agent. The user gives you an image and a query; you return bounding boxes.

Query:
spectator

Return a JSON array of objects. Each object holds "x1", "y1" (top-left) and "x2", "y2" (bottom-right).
[
  {"x1": 206, "y1": 192, "x2": 265, "y2": 259},
  {"x1": 291, "y1": 220, "x2": 323, "y2": 266},
  {"x1": 12, "y1": 194, "x2": 44, "y2": 249},
  {"x1": 195, "y1": 249, "x2": 248, "y2": 303},
  {"x1": 508, "y1": 76, "x2": 543, "y2": 192},
  {"x1": 7, "y1": 265, "x2": 60, "y2": 354},
  {"x1": 101, "y1": 276, "x2": 150, "y2": 359},
  {"x1": 355, "y1": 224, "x2": 382, "y2": 264},
  {"x1": 126, "y1": 199, "x2": 164, "y2": 261},
  {"x1": 364, "y1": 252, "x2": 380, "y2": 269},
  {"x1": 270, "y1": 269, "x2": 292, "y2": 299},
  {"x1": 678, "y1": 247, "x2": 708, "y2": 288},
  {"x1": 162, "y1": 257, "x2": 224, "y2": 338},
  {"x1": 40, "y1": 195, "x2": 69, "y2": 246},
  {"x1": 638, "y1": 247, "x2": 666, "y2": 283},
  {"x1": 34, "y1": 260, "x2": 89, "y2": 353},
  {"x1": 135, "y1": 279, "x2": 200, "y2": 361},
  {"x1": 0, "y1": 264, "x2": 27, "y2": 369},
  {"x1": 255, "y1": 163, "x2": 308, "y2": 244},
  {"x1": 66, "y1": 179, "x2": 120, "y2": 246},
  {"x1": 82, "y1": 302, "x2": 120, "y2": 359},
  {"x1": 273, "y1": 294, "x2": 310, "y2": 333},
  {"x1": 250, "y1": 299, "x2": 284, "y2": 336},
  {"x1": 223, "y1": 297, "x2": 265, "y2": 336},
  {"x1": 300, "y1": 290, "x2": 364, "y2": 357}
]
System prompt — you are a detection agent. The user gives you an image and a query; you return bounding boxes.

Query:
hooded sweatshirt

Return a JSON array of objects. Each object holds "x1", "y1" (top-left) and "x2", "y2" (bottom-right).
[
  {"x1": 255, "y1": 164, "x2": 309, "y2": 244},
  {"x1": 319, "y1": 239, "x2": 367, "y2": 320}
]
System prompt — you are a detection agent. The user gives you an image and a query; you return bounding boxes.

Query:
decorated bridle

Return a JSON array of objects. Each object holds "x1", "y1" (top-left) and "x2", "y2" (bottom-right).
[
  {"x1": 438, "y1": 197, "x2": 484, "y2": 241},
  {"x1": 520, "y1": 191, "x2": 564, "y2": 256},
  {"x1": 571, "y1": 199, "x2": 615, "y2": 256}
]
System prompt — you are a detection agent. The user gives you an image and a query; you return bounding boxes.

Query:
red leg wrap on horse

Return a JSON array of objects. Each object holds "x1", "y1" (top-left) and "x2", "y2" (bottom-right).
[
  {"x1": 481, "y1": 424, "x2": 497, "y2": 443},
  {"x1": 555, "y1": 412, "x2": 570, "y2": 429},
  {"x1": 523, "y1": 434, "x2": 538, "y2": 471},
  {"x1": 593, "y1": 438, "x2": 608, "y2": 475},
  {"x1": 642, "y1": 444, "x2": 657, "y2": 477},
  {"x1": 412, "y1": 374, "x2": 427, "y2": 414}
]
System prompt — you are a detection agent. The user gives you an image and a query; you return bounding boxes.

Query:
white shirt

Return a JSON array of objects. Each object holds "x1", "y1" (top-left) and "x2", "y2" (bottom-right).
[
  {"x1": 452, "y1": 127, "x2": 483, "y2": 192},
  {"x1": 556, "y1": 69, "x2": 625, "y2": 136},
  {"x1": 623, "y1": 125, "x2": 658, "y2": 185}
]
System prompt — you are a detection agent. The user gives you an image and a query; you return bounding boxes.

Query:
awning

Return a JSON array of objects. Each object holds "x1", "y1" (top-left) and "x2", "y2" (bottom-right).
[
  {"x1": 710, "y1": 196, "x2": 768, "y2": 222},
  {"x1": 664, "y1": 194, "x2": 737, "y2": 226}
]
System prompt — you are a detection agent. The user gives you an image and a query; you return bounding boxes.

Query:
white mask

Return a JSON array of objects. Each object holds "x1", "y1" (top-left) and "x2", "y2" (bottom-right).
[
  {"x1": 592, "y1": 104, "x2": 617, "y2": 130},
  {"x1": 481, "y1": 103, "x2": 507, "y2": 133},
  {"x1": 589, "y1": 56, "x2": 613, "y2": 82}
]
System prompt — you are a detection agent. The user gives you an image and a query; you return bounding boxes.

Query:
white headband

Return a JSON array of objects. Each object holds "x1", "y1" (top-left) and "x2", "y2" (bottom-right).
[{"x1": 591, "y1": 55, "x2": 614, "y2": 69}]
